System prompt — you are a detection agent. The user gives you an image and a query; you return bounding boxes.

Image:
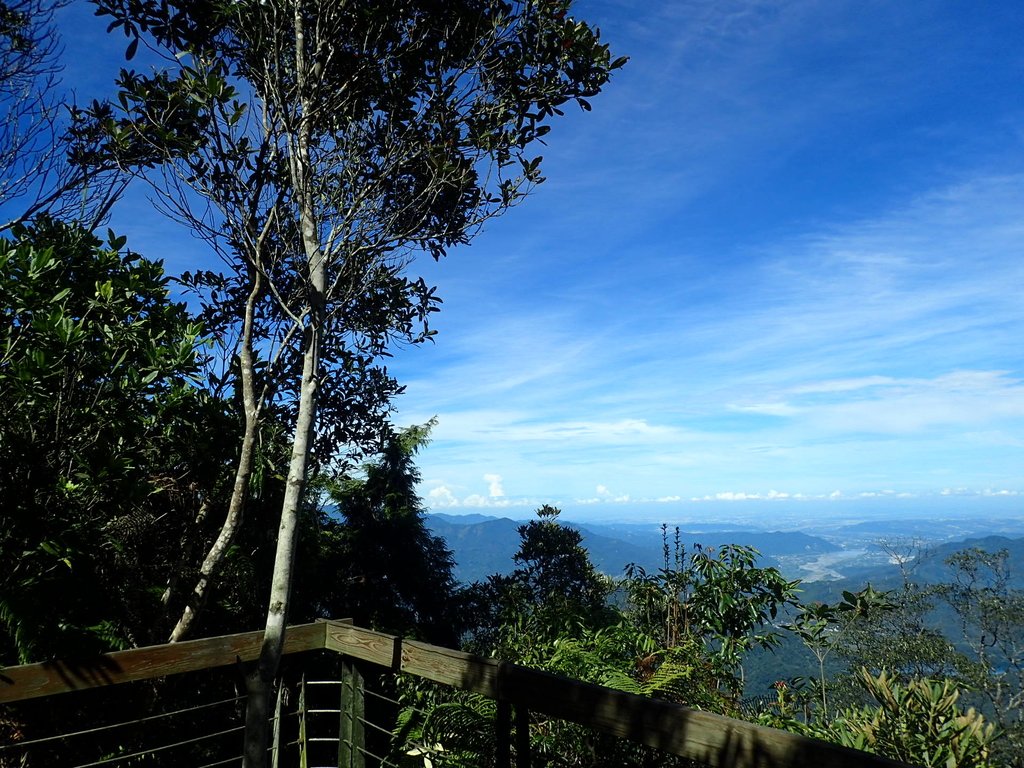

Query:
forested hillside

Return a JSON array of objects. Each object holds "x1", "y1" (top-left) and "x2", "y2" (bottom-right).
[{"x1": 404, "y1": 506, "x2": 1019, "y2": 767}]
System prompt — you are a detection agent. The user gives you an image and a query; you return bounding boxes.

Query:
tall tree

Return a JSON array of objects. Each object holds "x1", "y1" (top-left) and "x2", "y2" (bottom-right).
[
  {"x1": 466, "y1": 505, "x2": 613, "y2": 662},
  {"x1": 321, "y1": 422, "x2": 462, "y2": 645},
  {"x1": 623, "y1": 531, "x2": 799, "y2": 695},
  {"x1": 511, "y1": 504, "x2": 611, "y2": 620},
  {"x1": 937, "y1": 548, "x2": 1024, "y2": 760},
  {"x1": 85, "y1": 2, "x2": 623, "y2": 762}
]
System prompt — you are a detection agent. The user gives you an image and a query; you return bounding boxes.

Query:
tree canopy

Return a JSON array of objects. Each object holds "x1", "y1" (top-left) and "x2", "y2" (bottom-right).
[{"x1": 0, "y1": 218, "x2": 223, "y2": 661}]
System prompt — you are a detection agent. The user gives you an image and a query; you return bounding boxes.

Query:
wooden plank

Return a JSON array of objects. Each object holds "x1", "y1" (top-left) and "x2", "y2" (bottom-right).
[
  {"x1": 498, "y1": 664, "x2": 913, "y2": 768},
  {"x1": 400, "y1": 641, "x2": 500, "y2": 698},
  {"x1": 0, "y1": 622, "x2": 326, "y2": 703},
  {"x1": 323, "y1": 622, "x2": 398, "y2": 669},
  {"x1": 332, "y1": 630, "x2": 911, "y2": 768}
]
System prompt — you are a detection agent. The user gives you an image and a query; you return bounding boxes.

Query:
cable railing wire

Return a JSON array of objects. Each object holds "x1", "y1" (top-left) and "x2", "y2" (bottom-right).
[
  {"x1": 6, "y1": 674, "x2": 486, "y2": 768},
  {"x1": 363, "y1": 687, "x2": 403, "y2": 707},
  {"x1": 0, "y1": 693, "x2": 246, "y2": 752},
  {"x1": 70, "y1": 725, "x2": 244, "y2": 768},
  {"x1": 348, "y1": 738, "x2": 401, "y2": 767},
  {"x1": 8, "y1": 698, "x2": 309, "y2": 768},
  {"x1": 357, "y1": 714, "x2": 395, "y2": 738},
  {"x1": 195, "y1": 753, "x2": 245, "y2": 768}
]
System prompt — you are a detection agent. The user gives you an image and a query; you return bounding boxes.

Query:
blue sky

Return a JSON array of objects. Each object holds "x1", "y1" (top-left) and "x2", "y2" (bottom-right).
[{"x1": 49, "y1": 1, "x2": 1024, "y2": 519}]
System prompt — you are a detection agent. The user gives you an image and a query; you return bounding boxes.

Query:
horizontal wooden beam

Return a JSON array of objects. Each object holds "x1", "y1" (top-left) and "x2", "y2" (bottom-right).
[
  {"x1": 401, "y1": 639, "x2": 501, "y2": 698},
  {"x1": 497, "y1": 663, "x2": 910, "y2": 768},
  {"x1": 323, "y1": 622, "x2": 913, "y2": 768},
  {"x1": 324, "y1": 621, "x2": 398, "y2": 669},
  {"x1": 1, "y1": 619, "x2": 915, "y2": 768},
  {"x1": 0, "y1": 621, "x2": 326, "y2": 703}
]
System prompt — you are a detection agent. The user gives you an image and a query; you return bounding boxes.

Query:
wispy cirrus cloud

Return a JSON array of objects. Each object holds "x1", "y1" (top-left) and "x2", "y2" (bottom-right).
[
  {"x1": 341, "y1": 0, "x2": 1024, "y2": 503},
  {"x1": 398, "y1": 171, "x2": 1024, "y2": 505},
  {"x1": 35, "y1": 2, "x2": 1024, "y2": 518}
]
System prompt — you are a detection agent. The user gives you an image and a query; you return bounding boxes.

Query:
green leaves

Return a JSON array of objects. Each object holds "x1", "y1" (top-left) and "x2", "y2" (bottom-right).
[
  {"x1": 0, "y1": 218, "x2": 221, "y2": 662},
  {"x1": 823, "y1": 669, "x2": 998, "y2": 768},
  {"x1": 623, "y1": 530, "x2": 799, "y2": 688}
]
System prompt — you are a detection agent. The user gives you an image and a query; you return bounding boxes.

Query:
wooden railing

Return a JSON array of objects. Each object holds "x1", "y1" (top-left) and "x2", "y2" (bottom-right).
[{"x1": 1, "y1": 619, "x2": 914, "y2": 768}]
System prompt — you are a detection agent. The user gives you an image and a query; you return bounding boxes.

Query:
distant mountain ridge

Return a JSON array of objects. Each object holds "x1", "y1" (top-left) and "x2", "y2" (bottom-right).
[
  {"x1": 425, "y1": 514, "x2": 840, "y2": 584},
  {"x1": 844, "y1": 534, "x2": 1024, "y2": 588}
]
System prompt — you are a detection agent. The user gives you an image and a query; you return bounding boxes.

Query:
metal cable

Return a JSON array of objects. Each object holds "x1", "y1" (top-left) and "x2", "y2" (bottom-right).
[
  {"x1": 358, "y1": 747, "x2": 400, "y2": 766},
  {"x1": 349, "y1": 739, "x2": 393, "y2": 764},
  {"x1": 195, "y1": 753, "x2": 245, "y2": 768},
  {"x1": 0, "y1": 694, "x2": 246, "y2": 752},
  {"x1": 363, "y1": 688, "x2": 402, "y2": 706},
  {"x1": 356, "y1": 715, "x2": 394, "y2": 737},
  {"x1": 69, "y1": 725, "x2": 244, "y2": 768}
]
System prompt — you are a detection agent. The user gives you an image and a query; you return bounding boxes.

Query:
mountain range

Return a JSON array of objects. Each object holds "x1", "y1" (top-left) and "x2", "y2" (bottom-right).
[{"x1": 425, "y1": 513, "x2": 841, "y2": 584}]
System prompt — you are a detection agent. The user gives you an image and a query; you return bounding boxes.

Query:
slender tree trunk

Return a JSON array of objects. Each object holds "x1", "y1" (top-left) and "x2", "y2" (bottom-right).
[
  {"x1": 242, "y1": 313, "x2": 320, "y2": 766},
  {"x1": 242, "y1": 314, "x2": 321, "y2": 764},
  {"x1": 243, "y1": 9, "x2": 325, "y2": 762},
  {"x1": 168, "y1": 271, "x2": 263, "y2": 643}
]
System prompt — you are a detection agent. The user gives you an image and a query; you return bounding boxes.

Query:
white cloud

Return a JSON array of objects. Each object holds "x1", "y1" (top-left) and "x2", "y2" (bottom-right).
[
  {"x1": 698, "y1": 489, "x2": 793, "y2": 501},
  {"x1": 427, "y1": 486, "x2": 459, "y2": 507},
  {"x1": 423, "y1": 481, "x2": 536, "y2": 509},
  {"x1": 729, "y1": 402, "x2": 799, "y2": 417},
  {"x1": 484, "y1": 473, "x2": 505, "y2": 498},
  {"x1": 790, "y1": 376, "x2": 897, "y2": 395},
  {"x1": 713, "y1": 492, "x2": 759, "y2": 501},
  {"x1": 808, "y1": 371, "x2": 1024, "y2": 434},
  {"x1": 942, "y1": 487, "x2": 1022, "y2": 497},
  {"x1": 732, "y1": 371, "x2": 1024, "y2": 437},
  {"x1": 396, "y1": 167, "x2": 1024, "y2": 504}
]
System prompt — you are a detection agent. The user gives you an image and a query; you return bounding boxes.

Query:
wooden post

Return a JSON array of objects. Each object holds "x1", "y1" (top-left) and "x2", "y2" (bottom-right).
[
  {"x1": 495, "y1": 699, "x2": 512, "y2": 768},
  {"x1": 298, "y1": 675, "x2": 309, "y2": 768},
  {"x1": 339, "y1": 658, "x2": 365, "y2": 768},
  {"x1": 514, "y1": 704, "x2": 531, "y2": 768}
]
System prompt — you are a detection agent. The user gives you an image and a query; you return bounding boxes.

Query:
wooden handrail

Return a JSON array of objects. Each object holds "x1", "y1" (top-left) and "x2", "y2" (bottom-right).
[
  {"x1": 323, "y1": 621, "x2": 914, "y2": 768},
  {"x1": 0, "y1": 619, "x2": 916, "y2": 768},
  {"x1": 0, "y1": 621, "x2": 325, "y2": 703}
]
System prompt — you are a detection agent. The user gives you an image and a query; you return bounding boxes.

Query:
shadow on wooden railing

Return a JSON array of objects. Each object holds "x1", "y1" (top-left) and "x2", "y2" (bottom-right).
[{"x1": 1, "y1": 619, "x2": 913, "y2": 768}]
